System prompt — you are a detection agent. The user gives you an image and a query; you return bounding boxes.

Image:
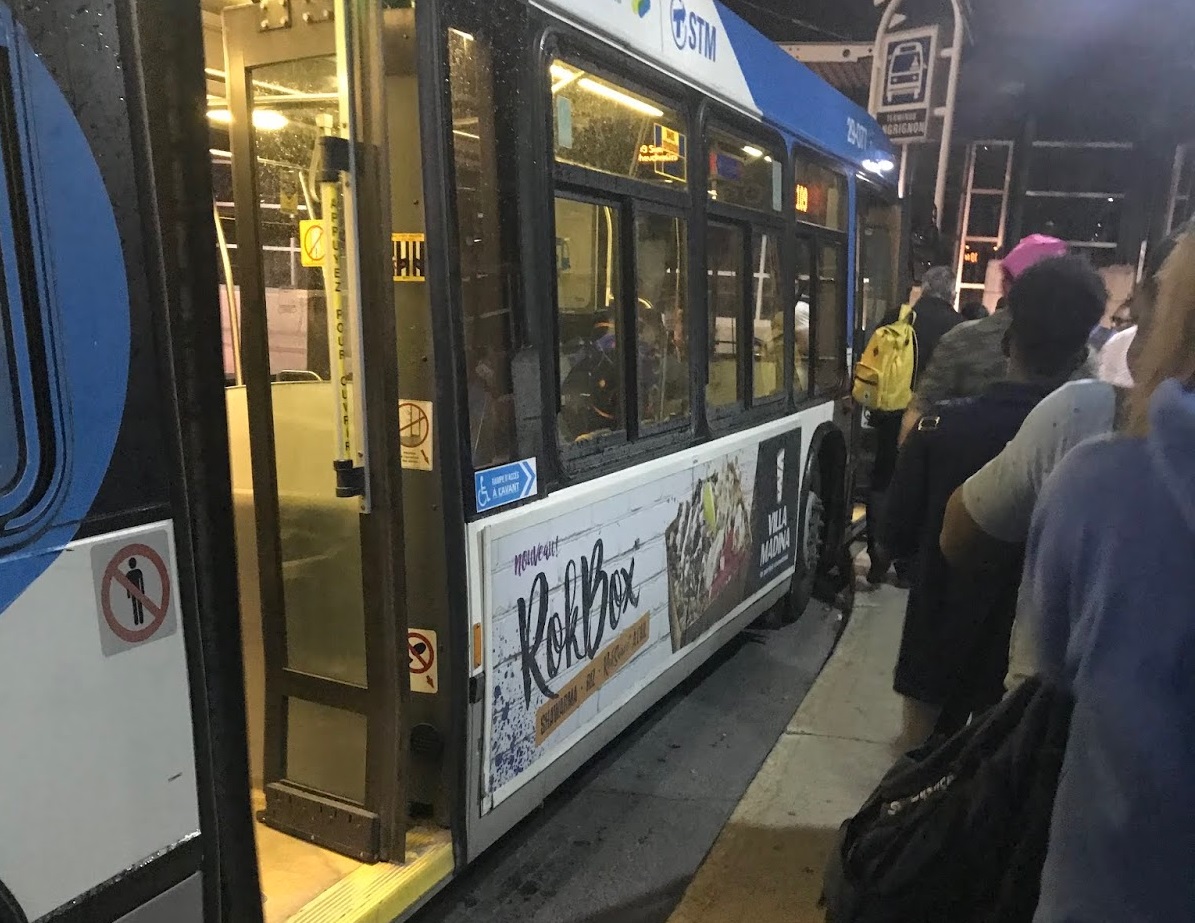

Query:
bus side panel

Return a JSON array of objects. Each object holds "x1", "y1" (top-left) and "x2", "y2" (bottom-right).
[
  {"x1": 465, "y1": 407, "x2": 831, "y2": 822},
  {"x1": 0, "y1": 2, "x2": 203, "y2": 919},
  {"x1": 115, "y1": 873, "x2": 203, "y2": 923},
  {"x1": 0, "y1": 524, "x2": 199, "y2": 919}
]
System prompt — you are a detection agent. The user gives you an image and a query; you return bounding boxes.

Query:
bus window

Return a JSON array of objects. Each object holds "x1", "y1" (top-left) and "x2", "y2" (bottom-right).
[
  {"x1": 448, "y1": 28, "x2": 517, "y2": 469},
  {"x1": 551, "y1": 61, "x2": 687, "y2": 189},
  {"x1": 813, "y1": 241, "x2": 847, "y2": 396},
  {"x1": 858, "y1": 199, "x2": 902, "y2": 333},
  {"x1": 707, "y1": 222, "x2": 744, "y2": 407},
  {"x1": 555, "y1": 196, "x2": 624, "y2": 443},
  {"x1": 793, "y1": 236, "x2": 814, "y2": 398},
  {"x1": 707, "y1": 128, "x2": 782, "y2": 214},
  {"x1": 752, "y1": 231, "x2": 783, "y2": 400},
  {"x1": 794, "y1": 158, "x2": 848, "y2": 232},
  {"x1": 635, "y1": 211, "x2": 689, "y2": 427}
]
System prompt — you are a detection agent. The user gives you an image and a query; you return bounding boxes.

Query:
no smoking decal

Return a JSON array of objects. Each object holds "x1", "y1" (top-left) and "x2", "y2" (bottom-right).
[
  {"x1": 398, "y1": 398, "x2": 434, "y2": 472},
  {"x1": 409, "y1": 628, "x2": 438, "y2": 694},
  {"x1": 90, "y1": 527, "x2": 178, "y2": 656},
  {"x1": 299, "y1": 219, "x2": 326, "y2": 267}
]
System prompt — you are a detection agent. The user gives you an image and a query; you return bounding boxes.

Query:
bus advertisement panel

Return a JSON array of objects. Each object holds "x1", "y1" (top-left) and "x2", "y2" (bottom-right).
[{"x1": 479, "y1": 418, "x2": 811, "y2": 807}]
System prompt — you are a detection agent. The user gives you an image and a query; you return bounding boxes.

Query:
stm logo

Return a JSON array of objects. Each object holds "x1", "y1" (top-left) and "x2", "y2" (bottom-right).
[
  {"x1": 669, "y1": 0, "x2": 717, "y2": 60},
  {"x1": 632, "y1": 0, "x2": 651, "y2": 18}
]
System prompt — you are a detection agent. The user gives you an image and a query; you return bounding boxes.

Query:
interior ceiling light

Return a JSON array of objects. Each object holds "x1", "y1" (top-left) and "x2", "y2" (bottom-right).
[
  {"x1": 551, "y1": 63, "x2": 582, "y2": 94},
  {"x1": 742, "y1": 145, "x2": 765, "y2": 159},
  {"x1": 577, "y1": 78, "x2": 663, "y2": 118},
  {"x1": 252, "y1": 110, "x2": 289, "y2": 131},
  {"x1": 206, "y1": 108, "x2": 290, "y2": 131}
]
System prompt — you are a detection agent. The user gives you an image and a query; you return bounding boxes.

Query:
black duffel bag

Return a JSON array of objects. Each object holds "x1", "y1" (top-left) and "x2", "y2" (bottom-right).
[{"x1": 821, "y1": 677, "x2": 1073, "y2": 923}]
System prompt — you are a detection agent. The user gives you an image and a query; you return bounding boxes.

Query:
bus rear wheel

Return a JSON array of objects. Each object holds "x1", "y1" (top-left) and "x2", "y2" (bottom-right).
[{"x1": 781, "y1": 462, "x2": 826, "y2": 625}]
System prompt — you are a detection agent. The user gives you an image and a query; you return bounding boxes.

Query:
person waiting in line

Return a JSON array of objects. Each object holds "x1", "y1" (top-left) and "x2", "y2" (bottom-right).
[
  {"x1": 1096, "y1": 299, "x2": 1139, "y2": 388},
  {"x1": 865, "y1": 266, "x2": 965, "y2": 587},
  {"x1": 939, "y1": 229, "x2": 1182, "y2": 689},
  {"x1": 960, "y1": 300, "x2": 988, "y2": 322},
  {"x1": 898, "y1": 235, "x2": 1070, "y2": 445},
  {"x1": 1022, "y1": 233, "x2": 1195, "y2": 923},
  {"x1": 1087, "y1": 296, "x2": 1133, "y2": 353},
  {"x1": 880, "y1": 255, "x2": 1107, "y2": 745}
]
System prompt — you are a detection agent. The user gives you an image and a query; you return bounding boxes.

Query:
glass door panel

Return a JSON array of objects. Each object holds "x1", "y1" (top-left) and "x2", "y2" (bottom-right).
[{"x1": 249, "y1": 55, "x2": 368, "y2": 690}]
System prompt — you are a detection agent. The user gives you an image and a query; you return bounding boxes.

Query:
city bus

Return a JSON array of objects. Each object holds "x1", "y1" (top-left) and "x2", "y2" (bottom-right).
[{"x1": 0, "y1": 0, "x2": 900, "y2": 921}]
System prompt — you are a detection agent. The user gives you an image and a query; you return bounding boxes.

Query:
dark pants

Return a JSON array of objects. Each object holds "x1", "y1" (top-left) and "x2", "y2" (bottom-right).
[{"x1": 867, "y1": 411, "x2": 911, "y2": 579}]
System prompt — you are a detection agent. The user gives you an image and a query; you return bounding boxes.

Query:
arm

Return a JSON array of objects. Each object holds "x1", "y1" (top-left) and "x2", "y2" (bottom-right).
[
  {"x1": 880, "y1": 426, "x2": 931, "y2": 560},
  {"x1": 899, "y1": 403, "x2": 921, "y2": 446},
  {"x1": 940, "y1": 488, "x2": 1022, "y2": 571},
  {"x1": 942, "y1": 381, "x2": 1115, "y2": 571}
]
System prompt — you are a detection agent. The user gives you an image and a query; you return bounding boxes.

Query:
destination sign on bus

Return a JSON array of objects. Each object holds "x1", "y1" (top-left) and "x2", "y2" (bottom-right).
[{"x1": 638, "y1": 145, "x2": 680, "y2": 164}]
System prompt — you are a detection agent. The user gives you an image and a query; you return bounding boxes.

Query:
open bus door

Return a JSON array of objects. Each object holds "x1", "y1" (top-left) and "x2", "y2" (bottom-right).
[
  {"x1": 850, "y1": 186, "x2": 906, "y2": 546},
  {"x1": 215, "y1": 1, "x2": 466, "y2": 915},
  {"x1": 217, "y1": 0, "x2": 411, "y2": 867}
]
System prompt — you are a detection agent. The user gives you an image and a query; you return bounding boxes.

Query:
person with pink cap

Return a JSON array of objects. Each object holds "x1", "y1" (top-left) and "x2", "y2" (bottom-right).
[{"x1": 898, "y1": 235, "x2": 1071, "y2": 445}]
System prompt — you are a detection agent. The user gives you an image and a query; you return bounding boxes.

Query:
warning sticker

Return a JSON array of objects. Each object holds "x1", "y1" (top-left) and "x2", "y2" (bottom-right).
[
  {"x1": 300, "y1": 219, "x2": 326, "y2": 267},
  {"x1": 90, "y1": 528, "x2": 178, "y2": 656},
  {"x1": 409, "y1": 628, "x2": 438, "y2": 694},
  {"x1": 392, "y1": 232, "x2": 427, "y2": 283},
  {"x1": 398, "y1": 399, "x2": 434, "y2": 472}
]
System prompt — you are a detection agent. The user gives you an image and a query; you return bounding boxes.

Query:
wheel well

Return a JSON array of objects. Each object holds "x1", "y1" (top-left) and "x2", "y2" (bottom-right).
[{"x1": 807, "y1": 424, "x2": 849, "y2": 555}]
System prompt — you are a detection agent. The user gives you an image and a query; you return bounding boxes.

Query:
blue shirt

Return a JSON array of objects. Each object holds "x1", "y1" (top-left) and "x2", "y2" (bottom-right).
[{"x1": 1025, "y1": 379, "x2": 1195, "y2": 922}]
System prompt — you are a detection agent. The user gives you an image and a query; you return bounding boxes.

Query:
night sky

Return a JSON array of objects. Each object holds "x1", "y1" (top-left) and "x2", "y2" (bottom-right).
[{"x1": 721, "y1": 0, "x2": 1195, "y2": 53}]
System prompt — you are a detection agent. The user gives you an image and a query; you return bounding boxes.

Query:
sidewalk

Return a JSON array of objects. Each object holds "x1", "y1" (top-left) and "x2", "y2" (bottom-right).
[{"x1": 668, "y1": 580, "x2": 909, "y2": 923}]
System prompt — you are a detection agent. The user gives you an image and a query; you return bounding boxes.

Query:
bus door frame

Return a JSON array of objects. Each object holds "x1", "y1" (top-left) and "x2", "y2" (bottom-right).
[{"x1": 222, "y1": 1, "x2": 409, "y2": 862}]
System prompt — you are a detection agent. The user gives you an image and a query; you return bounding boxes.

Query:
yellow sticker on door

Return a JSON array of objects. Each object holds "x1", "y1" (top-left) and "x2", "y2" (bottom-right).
[
  {"x1": 398, "y1": 399, "x2": 434, "y2": 471},
  {"x1": 392, "y1": 232, "x2": 427, "y2": 282},
  {"x1": 299, "y1": 219, "x2": 326, "y2": 267}
]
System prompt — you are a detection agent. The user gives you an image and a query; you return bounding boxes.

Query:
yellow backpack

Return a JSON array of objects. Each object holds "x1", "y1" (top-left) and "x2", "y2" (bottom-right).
[{"x1": 852, "y1": 305, "x2": 918, "y2": 412}]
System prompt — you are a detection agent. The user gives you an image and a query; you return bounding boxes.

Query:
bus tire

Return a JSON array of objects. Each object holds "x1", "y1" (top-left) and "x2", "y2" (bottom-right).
[{"x1": 782, "y1": 455, "x2": 826, "y2": 625}]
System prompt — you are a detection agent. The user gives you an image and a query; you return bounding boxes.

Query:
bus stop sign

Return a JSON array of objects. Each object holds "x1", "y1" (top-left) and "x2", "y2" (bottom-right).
[{"x1": 876, "y1": 26, "x2": 939, "y2": 144}]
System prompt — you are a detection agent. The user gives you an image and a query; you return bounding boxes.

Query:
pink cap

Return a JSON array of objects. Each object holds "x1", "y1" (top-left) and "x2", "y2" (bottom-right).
[{"x1": 1002, "y1": 234, "x2": 1068, "y2": 280}]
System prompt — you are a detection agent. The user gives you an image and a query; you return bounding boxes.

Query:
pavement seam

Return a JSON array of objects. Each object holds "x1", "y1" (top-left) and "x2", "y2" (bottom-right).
[{"x1": 778, "y1": 728, "x2": 896, "y2": 746}]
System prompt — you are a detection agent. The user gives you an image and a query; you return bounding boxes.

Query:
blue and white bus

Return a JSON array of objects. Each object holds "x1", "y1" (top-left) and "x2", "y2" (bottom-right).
[{"x1": 0, "y1": 0, "x2": 901, "y2": 920}]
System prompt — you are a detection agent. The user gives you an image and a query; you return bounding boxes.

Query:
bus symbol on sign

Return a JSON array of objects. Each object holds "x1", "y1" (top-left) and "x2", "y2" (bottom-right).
[{"x1": 885, "y1": 40, "x2": 929, "y2": 106}]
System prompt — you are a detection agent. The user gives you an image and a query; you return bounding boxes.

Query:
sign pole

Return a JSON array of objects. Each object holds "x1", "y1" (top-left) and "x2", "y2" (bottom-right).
[
  {"x1": 932, "y1": 10, "x2": 963, "y2": 230},
  {"x1": 868, "y1": 0, "x2": 905, "y2": 113}
]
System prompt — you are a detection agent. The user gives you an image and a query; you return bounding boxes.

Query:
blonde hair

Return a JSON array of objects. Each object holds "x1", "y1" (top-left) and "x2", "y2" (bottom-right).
[{"x1": 1129, "y1": 231, "x2": 1195, "y2": 435}]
